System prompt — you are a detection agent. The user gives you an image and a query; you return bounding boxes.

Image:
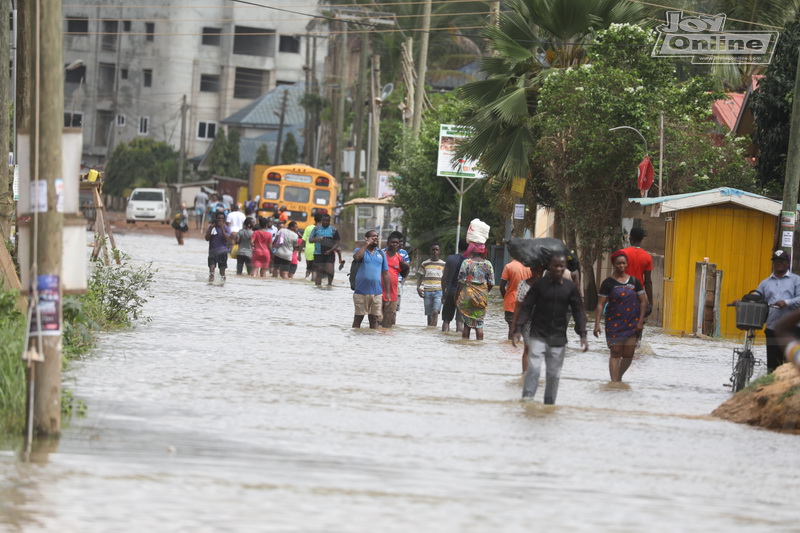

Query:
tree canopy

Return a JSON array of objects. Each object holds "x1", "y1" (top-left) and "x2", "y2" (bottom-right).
[{"x1": 105, "y1": 138, "x2": 179, "y2": 196}]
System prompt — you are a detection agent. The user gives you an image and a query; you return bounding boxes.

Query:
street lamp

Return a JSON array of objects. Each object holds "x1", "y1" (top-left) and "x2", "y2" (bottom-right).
[{"x1": 608, "y1": 125, "x2": 648, "y2": 155}]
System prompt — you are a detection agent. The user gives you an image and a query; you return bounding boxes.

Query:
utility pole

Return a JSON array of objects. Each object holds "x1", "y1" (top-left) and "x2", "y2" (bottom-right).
[
  {"x1": 177, "y1": 94, "x2": 187, "y2": 184},
  {"x1": 352, "y1": 30, "x2": 369, "y2": 191},
  {"x1": 411, "y1": 0, "x2": 431, "y2": 134},
  {"x1": 27, "y1": 0, "x2": 65, "y2": 437},
  {"x1": 0, "y1": 0, "x2": 11, "y2": 237},
  {"x1": 334, "y1": 21, "x2": 348, "y2": 184},
  {"x1": 367, "y1": 54, "x2": 380, "y2": 197},
  {"x1": 780, "y1": 50, "x2": 800, "y2": 264},
  {"x1": 303, "y1": 33, "x2": 311, "y2": 165},
  {"x1": 274, "y1": 89, "x2": 289, "y2": 164}
]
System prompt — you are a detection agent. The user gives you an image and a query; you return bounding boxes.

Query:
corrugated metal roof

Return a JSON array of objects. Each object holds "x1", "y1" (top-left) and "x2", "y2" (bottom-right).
[
  {"x1": 239, "y1": 125, "x2": 305, "y2": 167},
  {"x1": 628, "y1": 187, "x2": 793, "y2": 216},
  {"x1": 222, "y1": 83, "x2": 307, "y2": 128}
]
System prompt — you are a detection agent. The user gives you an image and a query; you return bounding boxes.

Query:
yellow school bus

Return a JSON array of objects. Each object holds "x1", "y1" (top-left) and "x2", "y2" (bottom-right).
[{"x1": 250, "y1": 164, "x2": 338, "y2": 230}]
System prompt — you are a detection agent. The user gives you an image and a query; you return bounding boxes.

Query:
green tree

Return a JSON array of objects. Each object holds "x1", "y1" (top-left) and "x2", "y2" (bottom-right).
[
  {"x1": 535, "y1": 24, "x2": 755, "y2": 287},
  {"x1": 281, "y1": 132, "x2": 299, "y2": 164},
  {"x1": 751, "y1": 9, "x2": 800, "y2": 190},
  {"x1": 227, "y1": 128, "x2": 241, "y2": 177},
  {"x1": 254, "y1": 143, "x2": 272, "y2": 166},
  {"x1": 208, "y1": 128, "x2": 230, "y2": 176},
  {"x1": 105, "y1": 138, "x2": 179, "y2": 196},
  {"x1": 390, "y1": 93, "x2": 502, "y2": 251}
]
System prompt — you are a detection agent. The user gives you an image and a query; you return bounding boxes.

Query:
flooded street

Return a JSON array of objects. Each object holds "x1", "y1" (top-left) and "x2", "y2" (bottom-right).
[{"x1": 2, "y1": 232, "x2": 799, "y2": 531}]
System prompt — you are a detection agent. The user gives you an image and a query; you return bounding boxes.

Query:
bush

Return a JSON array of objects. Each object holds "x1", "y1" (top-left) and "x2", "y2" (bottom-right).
[{"x1": 0, "y1": 289, "x2": 26, "y2": 435}]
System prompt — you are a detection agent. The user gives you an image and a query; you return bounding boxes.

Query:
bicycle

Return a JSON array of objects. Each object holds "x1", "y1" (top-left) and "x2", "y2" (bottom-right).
[{"x1": 726, "y1": 291, "x2": 770, "y2": 393}]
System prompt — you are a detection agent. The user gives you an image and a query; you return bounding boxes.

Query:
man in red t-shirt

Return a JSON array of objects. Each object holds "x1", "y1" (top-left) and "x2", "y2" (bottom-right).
[{"x1": 620, "y1": 226, "x2": 653, "y2": 317}]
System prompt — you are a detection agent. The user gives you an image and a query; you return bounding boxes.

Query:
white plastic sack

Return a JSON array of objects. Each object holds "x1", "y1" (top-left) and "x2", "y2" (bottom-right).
[{"x1": 466, "y1": 218, "x2": 490, "y2": 244}]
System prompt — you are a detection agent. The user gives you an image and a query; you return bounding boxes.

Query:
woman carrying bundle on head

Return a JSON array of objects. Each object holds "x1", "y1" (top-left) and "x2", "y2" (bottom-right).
[
  {"x1": 593, "y1": 250, "x2": 647, "y2": 382},
  {"x1": 455, "y1": 241, "x2": 494, "y2": 341}
]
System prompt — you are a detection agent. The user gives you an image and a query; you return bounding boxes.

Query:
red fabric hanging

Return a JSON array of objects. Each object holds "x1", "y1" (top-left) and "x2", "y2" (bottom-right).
[{"x1": 637, "y1": 156, "x2": 654, "y2": 197}]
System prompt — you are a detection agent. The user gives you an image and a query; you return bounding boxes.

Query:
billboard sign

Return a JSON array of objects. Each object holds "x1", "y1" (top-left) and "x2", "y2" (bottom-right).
[{"x1": 437, "y1": 124, "x2": 486, "y2": 179}]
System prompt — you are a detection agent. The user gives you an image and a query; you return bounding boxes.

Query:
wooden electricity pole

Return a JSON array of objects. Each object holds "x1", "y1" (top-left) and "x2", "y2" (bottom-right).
[
  {"x1": 367, "y1": 54, "x2": 380, "y2": 197},
  {"x1": 274, "y1": 89, "x2": 289, "y2": 164},
  {"x1": 28, "y1": 0, "x2": 64, "y2": 436},
  {"x1": 411, "y1": 0, "x2": 431, "y2": 134},
  {"x1": 0, "y1": 0, "x2": 11, "y2": 238},
  {"x1": 334, "y1": 22, "x2": 348, "y2": 183},
  {"x1": 352, "y1": 31, "x2": 369, "y2": 191},
  {"x1": 781, "y1": 49, "x2": 800, "y2": 265},
  {"x1": 177, "y1": 94, "x2": 187, "y2": 184}
]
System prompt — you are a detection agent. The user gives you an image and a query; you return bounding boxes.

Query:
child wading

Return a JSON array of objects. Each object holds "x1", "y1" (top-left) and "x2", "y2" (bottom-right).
[{"x1": 416, "y1": 243, "x2": 446, "y2": 327}]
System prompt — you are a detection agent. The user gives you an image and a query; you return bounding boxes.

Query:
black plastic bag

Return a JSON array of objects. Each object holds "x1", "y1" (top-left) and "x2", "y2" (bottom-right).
[{"x1": 506, "y1": 238, "x2": 570, "y2": 269}]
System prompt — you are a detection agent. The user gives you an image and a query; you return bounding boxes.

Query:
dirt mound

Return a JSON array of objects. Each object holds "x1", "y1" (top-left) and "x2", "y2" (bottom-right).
[{"x1": 712, "y1": 363, "x2": 800, "y2": 433}]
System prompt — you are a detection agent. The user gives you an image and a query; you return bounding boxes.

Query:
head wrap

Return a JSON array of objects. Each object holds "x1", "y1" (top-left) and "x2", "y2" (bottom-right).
[
  {"x1": 610, "y1": 250, "x2": 628, "y2": 263},
  {"x1": 464, "y1": 242, "x2": 486, "y2": 257}
]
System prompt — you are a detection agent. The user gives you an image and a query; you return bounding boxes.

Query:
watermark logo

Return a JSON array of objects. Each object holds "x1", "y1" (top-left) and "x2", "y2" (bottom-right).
[{"x1": 652, "y1": 11, "x2": 779, "y2": 64}]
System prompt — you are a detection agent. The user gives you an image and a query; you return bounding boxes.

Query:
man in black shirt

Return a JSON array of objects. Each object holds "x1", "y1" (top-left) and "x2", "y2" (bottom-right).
[
  {"x1": 440, "y1": 240, "x2": 467, "y2": 332},
  {"x1": 512, "y1": 254, "x2": 588, "y2": 404}
]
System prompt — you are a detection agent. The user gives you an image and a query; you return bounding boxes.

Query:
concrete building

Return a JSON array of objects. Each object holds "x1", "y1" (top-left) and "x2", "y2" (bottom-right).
[{"x1": 62, "y1": 1, "x2": 327, "y2": 167}]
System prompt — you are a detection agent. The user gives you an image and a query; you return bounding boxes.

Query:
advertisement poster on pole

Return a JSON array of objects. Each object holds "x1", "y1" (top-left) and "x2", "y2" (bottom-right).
[
  {"x1": 30, "y1": 275, "x2": 61, "y2": 336},
  {"x1": 437, "y1": 124, "x2": 486, "y2": 179}
]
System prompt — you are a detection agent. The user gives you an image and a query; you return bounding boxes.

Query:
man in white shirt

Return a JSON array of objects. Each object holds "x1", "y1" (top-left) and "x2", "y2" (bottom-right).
[{"x1": 226, "y1": 203, "x2": 246, "y2": 234}]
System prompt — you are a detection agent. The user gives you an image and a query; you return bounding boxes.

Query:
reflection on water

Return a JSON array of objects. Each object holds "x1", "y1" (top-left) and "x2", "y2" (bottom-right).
[{"x1": 2, "y1": 233, "x2": 799, "y2": 531}]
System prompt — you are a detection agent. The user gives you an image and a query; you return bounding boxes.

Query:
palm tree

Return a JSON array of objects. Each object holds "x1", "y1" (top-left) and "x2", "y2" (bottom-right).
[{"x1": 458, "y1": 0, "x2": 652, "y2": 186}]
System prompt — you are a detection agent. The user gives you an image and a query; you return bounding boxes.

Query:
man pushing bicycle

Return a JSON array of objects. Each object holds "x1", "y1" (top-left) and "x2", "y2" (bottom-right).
[{"x1": 756, "y1": 250, "x2": 800, "y2": 373}]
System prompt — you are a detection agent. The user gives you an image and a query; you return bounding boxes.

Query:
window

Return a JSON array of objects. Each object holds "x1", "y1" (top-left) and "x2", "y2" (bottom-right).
[
  {"x1": 98, "y1": 63, "x2": 116, "y2": 94},
  {"x1": 283, "y1": 186, "x2": 310, "y2": 203},
  {"x1": 117, "y1": 114, "x2": 126, "y2": 126},
  {"x1": 63, "y1": 111, "x2": 83, "y2": 128},
  {"x1": 121, "y1": 68, "x2": 128, "y2": 80},
  {"x1": 263, "y1": 184, "x2": 280, "y2": 200},
  {"x1": 101, "y1": 20, "x2": 118, "y2": 51},
  {"x1": 313, "y1": 189, "x2": 330, "y2": 206},
  {"x1": 138, "y1": 116, "x2": 149, "y2": 135},
  {"x1": 65, "y1": 65, "x2": 86, "y2": 84},
  {"x1": 143, "y1": 69, "x2": 152, "y2": 87},
  {"x1": 202, "y1": 27, "x2": 221, "y2": 46},
  {"x1": 233, "y1": 26, "x2": 275, "y2": 57},
  {"x1": 123, "y1": 20, "x2": 131, "y2": 32},
  {"x1": 234, "y1": 67, "x2": 268, "y2": 99},
  {"x1": 66, "y1": 17, "x2": 88, "y2": 35},
  {"x1": 199, "y1": 74, "x2": 220, "y2": 93},
  {"x1": 279, "y1": 35, "x2": 300, "y2": 53},
  {"x1": 275, "y1": 80, "x2": 295, "y2": 86},
  {"x1": 197, "y1": 121, "x2": 217, "y2": 140},
  {"x1": 95, "y1": 110, "x2": 113, "y2": 146},
  {"x1": 145, "y1": 22, "x2": 155, "y2": 41}
]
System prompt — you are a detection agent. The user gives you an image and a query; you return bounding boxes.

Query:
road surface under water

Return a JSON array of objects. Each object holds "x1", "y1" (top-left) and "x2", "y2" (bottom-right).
[{"x1": 1, "y1": 232, "x2": 799, "y2": 532}]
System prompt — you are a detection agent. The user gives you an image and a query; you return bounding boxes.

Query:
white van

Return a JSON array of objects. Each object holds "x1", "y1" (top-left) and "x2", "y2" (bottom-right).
[{"x1": 125, "y1": 188, "x2": 171, "y2": 223}]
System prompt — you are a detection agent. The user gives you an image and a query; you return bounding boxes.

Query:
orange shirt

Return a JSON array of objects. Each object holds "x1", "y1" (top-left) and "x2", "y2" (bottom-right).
[
  {"x1": 501, "y1": 260, "x2": 532, "y2": 312},
  {"x1": 620, "y1": 246, "x2": 653, "y2": 287}
]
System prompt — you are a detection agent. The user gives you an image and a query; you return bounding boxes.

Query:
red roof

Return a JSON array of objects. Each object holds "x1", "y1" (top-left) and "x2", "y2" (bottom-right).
[{"x1": 712, "y1": 93, "x2": 745, "y2": 132}]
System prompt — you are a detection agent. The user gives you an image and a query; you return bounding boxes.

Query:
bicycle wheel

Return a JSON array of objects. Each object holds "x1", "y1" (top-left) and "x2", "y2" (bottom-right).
[{"x1": 731, "y1": 351, "x2": 753, "y2": 393}]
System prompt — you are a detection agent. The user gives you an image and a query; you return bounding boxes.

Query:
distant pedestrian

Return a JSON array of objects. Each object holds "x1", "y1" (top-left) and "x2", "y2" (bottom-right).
[
  {"x1": 620, "y1": 226, "x2": 653, "y2": 320},
  {"x1": 235, "y1": 217, "x2": 255, "y2": 275},
  {"x1": 416, "y1": 243, "x2": 446, "y2": 327},
  {"x1": 205, "y1": 211, "x2": 234, "y2": 282},
  {"x1": 301, "y1": 214, "x2": 321, "y2": 280},
  {"x1": 381, "y1": 232, "x2": 410, "y2": 327},
  {"x1": 277, "y1": 205, "x2": 290, "y2": 223},
  {"x1": 194, "y1": 190, "x2": 209, "y2": 229},
  {"x1": 500, "y1": 259, "x2": 532, "y2": 340},
  {"x1": 382, "y1": 232, "x2": 410, "y2": 312},
  {"x1": 441, "y1": 240, "x2": 468, "y2": 333},
  {"x1": 594, "y1": 251, "x2": 647, "y2": 382},
  {"x1": 207, "y1": 194, "x2": 226, "y2": 221},
  {"x1": 226, "y1": 203, "x2": 246, "y2": 234},
  {"x1": 273, "y1": 221, "x2": 300, "y2": 279},
  {"x1": 171, "y1": 202, "x2": 189, "y2": 245},
  {"x1": 352, "y1": 230, "x2": 389, "y2": 329},
  {"x1": 251, "y1": 216, "x2": 274, "y2": 277},
  {"x1": 456, "y1": 242, "x2": 495, "y2": 340},
  {"x1": 514, "y1": 254, "x2": 588, "y2": 403},
  {"x1": 222, "y1": 193, "x2": 234, "y2": 209},
  {"x1": 309, "y1": 214, "x2": 341, "y2": 286}
]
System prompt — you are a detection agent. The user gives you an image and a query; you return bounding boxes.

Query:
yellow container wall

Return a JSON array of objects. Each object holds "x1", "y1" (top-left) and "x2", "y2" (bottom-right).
[{"x1": 664, "y1": 206, "x2": 775, "y2": 338}]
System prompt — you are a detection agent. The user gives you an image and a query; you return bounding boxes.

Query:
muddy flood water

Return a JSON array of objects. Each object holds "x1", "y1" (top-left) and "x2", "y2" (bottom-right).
[{"x1": 1, "y1": 232, "x2": 799, "y2": 532}]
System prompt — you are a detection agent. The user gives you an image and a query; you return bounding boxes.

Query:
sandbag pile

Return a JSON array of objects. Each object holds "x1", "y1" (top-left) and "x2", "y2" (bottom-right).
[{"x1": 506, "y1": 237, "x2": 570, "y2": 269}]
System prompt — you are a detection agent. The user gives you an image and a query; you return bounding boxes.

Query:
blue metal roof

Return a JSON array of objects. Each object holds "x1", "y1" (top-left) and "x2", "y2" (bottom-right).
[
  {"x1": 222, "y1": 83, "x2": 307, "y2": 128},
  {"x1": 628, "y1": 187, "x2": 765, "y2": 206}
]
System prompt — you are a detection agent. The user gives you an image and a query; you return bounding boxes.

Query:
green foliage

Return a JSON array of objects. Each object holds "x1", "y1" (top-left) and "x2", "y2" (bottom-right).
[
  {"x1": 209, "y1": 128, "x2": 242, "y2": 178},
  {"x1": 105, "y1": 138, "x2": 179, "y2": 196},
  {"x1": 778, "y1": 384, "x2": 800, "y2": 403},
  {"x1": 390, "y1": 93, "x2": 502, "y2": 253},
  {"x1": 751, "y1": 9, "x2": 800, "y2": 189},
  {"x1": 536, "y1": 24, "x2": 756, "y2": 266},
  {"x1": 744, "y1": 371, "x2": 776, "y2": 393},
  {"x1": 281, "y1": 133, "x2": 299, "y2": 164},
  {"x1": 0, "y1": 288, "x2": 25, "y2": 435},
  {"x1": 255, "y1": 143, "x2": 272, "y2": 166}
]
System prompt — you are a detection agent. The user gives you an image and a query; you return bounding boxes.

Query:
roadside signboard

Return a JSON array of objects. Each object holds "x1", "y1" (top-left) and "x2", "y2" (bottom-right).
[{"x1": 437, "y1": 124, "x2": 486, "y2": 179}]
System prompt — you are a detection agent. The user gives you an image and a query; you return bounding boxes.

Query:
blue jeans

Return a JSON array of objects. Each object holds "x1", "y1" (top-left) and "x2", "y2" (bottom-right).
[{"x1": 423, "y1": 290, "x2": 442, "y2": 315}]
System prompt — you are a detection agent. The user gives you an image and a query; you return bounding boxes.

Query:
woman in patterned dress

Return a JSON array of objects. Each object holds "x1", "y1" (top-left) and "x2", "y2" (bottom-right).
[
  {"x1": 455, "y1": 243, "x2": 495, "y2": 340},
  {"x1": 593, "y1": 250, "x2": 647, "y2": 381}
]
